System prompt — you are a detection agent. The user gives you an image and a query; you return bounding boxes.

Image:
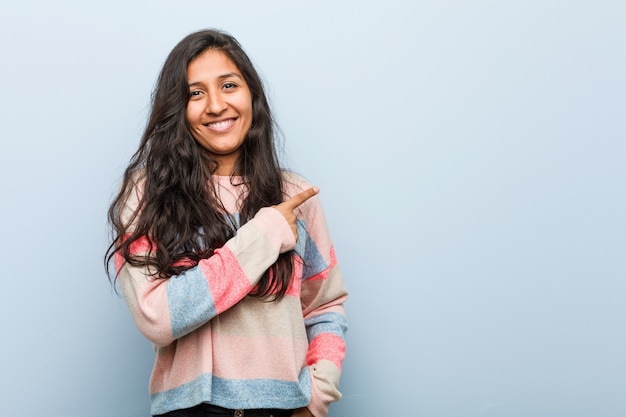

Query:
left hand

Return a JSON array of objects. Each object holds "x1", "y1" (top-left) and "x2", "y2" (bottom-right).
[{"x1": 291, "y1": 407, "x2": 314, "y2": 417}]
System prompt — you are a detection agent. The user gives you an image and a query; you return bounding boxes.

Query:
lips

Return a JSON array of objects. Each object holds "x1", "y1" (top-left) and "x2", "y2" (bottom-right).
[{"x1": 204, "y1": 118, "x2": 236, "y2": 132}]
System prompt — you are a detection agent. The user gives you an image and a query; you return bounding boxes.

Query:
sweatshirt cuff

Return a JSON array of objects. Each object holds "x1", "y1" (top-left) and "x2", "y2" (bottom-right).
[
  {"x1": 253, "y1": 207, "x2": 296, "y2": 254},
  {"x1": 308, "y1": 360, "x2": 342, "y2": 417}
]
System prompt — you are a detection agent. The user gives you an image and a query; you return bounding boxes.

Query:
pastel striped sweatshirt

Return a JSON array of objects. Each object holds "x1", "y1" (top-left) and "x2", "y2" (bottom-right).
[{"x1": 115, "y1": 173, "x2": 348, "y2": 417}]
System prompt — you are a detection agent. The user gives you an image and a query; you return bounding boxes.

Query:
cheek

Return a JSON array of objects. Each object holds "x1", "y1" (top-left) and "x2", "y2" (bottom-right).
[
  {"x1": 236, "y1": 92, "x2": 253, "y2": 117},
  {"x1": 186, "y1": 103, "x2": 201, "y2": 124},
  {"x1": 241, "y1": 99, "x2": 253, "y2": 126}
]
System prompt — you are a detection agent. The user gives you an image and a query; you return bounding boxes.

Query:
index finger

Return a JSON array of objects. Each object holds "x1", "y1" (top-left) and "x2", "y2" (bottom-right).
[{"x1": 284, "y1": 186, "x2": 319, "y2": 210}]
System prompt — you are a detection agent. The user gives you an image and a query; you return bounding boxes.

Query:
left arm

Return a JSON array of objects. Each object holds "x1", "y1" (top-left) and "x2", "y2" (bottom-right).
[{"x1": 295, "y1": 192, "x2": 348, "y2": 417}]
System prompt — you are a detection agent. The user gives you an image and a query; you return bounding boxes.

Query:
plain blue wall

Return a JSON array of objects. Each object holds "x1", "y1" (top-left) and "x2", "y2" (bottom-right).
[{"x1": 1, "y1": 1, "x2": 624, "y2": 416}]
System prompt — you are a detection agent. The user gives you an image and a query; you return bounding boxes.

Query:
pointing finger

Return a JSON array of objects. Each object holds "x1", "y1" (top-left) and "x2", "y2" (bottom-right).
[{"x1": 284, "y1": 187, "x2": 319, "y2": 210}]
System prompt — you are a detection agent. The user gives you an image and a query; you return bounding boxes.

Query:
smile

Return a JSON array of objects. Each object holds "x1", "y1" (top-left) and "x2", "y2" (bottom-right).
[{"x1": 204, "y1": 118, "x2": 236, "y2": 131}]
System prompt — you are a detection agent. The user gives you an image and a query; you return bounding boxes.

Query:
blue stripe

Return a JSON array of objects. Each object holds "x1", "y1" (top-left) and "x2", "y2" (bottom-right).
[
  {"x1": 295, "y1": 219, "x2": 328, "y2": 280},
  {"x1": 167, "y1": 266, "x2": 216, "y2": 339},
  {"x1": 305, "y1": 312, "x2": 348, "y2": 340},
  {"x1": 150, "y1": 368, "x2": 311, "y2": 415},
  {"x1": 294, "y1": 219, "x2": 308, "y2": 257}
]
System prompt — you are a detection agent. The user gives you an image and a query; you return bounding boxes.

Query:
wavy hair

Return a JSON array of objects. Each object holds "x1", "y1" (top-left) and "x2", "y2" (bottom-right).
[{"x1": 105, "y1": 29, "x2": 294, "y2": 299}]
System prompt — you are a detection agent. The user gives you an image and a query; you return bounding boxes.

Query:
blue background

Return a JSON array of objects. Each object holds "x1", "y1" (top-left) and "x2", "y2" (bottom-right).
[{"x1": 1, "y1": 1, "x2": 624, "y2": 416}]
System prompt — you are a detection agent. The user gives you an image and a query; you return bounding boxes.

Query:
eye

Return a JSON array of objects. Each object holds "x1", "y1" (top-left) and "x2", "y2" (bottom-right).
[
  {"x1": 223, "y1": 82, "x2": 238, "y2": 90},
  {"x1": 189, "y1": 90, "x2": 203, "y2": 99}
]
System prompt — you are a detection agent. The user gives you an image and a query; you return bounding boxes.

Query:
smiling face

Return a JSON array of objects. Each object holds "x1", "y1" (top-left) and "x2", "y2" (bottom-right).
[{"x1": 186, "y1": 49, "x2": 253, "y2": 175}]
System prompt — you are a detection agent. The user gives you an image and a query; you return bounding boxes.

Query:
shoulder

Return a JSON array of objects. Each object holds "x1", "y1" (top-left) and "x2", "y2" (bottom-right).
[
  {"x1": 281, "y1": 170, "x2": 326, "y2": 220},
  {"x1": 281, "y1": 170, "x2": 312, "y2": 195},
  {"x1": 119, "y1": 169, "x2": 147, "y2": 226},
  {"x1": 282, "y1": 172, "x2": 335, "y2": 253},
  {"x1": 125, "y1": 169, "x2": 147, "y2": 205},
  {"x1": 281, "y1": 170, "x2": 320, "y2": 209}
]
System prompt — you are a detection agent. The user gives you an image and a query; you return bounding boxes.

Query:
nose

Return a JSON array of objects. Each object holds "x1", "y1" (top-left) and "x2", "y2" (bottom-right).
[{"x1": 205, "y1": 90, "x2": 227, "y2": 115}]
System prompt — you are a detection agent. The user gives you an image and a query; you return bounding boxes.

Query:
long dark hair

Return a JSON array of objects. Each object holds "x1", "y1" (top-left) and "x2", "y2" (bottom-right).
[{"x1": 105, "y1": 29, "x2": 294, "y2": 299}]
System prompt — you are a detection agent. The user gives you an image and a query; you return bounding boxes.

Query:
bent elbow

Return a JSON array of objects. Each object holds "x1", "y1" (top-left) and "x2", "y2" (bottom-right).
[{"x1": 137, "y1": 323, "x2": 176, "y2": 347}]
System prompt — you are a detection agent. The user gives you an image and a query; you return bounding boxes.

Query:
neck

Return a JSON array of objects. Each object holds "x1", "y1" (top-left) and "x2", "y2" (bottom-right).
[{"x1": 210, "y1": 153, "x2": 239, "y2": 176}]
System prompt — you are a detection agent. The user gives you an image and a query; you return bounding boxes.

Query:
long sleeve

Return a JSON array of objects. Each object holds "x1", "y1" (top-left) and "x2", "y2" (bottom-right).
[
  {"x1": 291, "y1": 184, "x2": 348, "y2": 417},
  {"x1": 116, "y1": 203, "x2": 296, "y2": 348}
]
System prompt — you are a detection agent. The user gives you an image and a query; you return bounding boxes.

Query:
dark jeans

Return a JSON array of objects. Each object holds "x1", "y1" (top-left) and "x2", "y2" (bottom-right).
[{"x1": 154, "y1": 403, "x2": 293, "y2": 417}]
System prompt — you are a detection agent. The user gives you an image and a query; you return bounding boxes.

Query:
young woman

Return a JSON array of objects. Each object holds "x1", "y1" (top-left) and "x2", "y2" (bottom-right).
[{"x1": 105, "y1": 29, "x2": 348, "y2": 417}]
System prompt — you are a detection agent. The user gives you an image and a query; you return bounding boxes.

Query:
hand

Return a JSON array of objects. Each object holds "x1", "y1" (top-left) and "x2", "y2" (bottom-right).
[
  {"x1": 291, "y1": 407, "x2": 315, "y2": 417},
  {"x1": 273, "y1": 187, "x2": 319, "y2": 240}
]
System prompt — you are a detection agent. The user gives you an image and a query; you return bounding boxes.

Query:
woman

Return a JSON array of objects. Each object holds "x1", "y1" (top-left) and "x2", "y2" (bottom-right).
[{"x1": 105, "y1": 29, "x2": 348, "y2": 417}]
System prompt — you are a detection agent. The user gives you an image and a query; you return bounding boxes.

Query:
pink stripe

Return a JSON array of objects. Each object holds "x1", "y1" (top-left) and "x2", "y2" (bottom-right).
[
  {"x1": 306, "y1": 333, "x2": 346, "y2": 370},
  {"x1": 212, "y1": 333, "x2": 309, "y2": 380},
  {"x1": 115, "y1": 234, "x2": 154, "y2": 273},
  {"x1": 150, "y1": 335, "x2": 213, "y2": 393},
  {"x1": 285, "y1": 260, "x2": 303, "y2": 296},
  {"x1": 114, "y1": 252, "x2": 125, "y2": 273},
  {"x1": 201, "y1": 247, "x2": 252, "y2": 314},
  {"x1": 129, "y1": 235, "x2": 153, "y2": 254}
]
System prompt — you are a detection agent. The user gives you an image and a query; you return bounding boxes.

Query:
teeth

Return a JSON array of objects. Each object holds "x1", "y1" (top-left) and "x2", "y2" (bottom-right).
[{"x1": 207, "y1": 119, "x2": 233, "y2": 128}]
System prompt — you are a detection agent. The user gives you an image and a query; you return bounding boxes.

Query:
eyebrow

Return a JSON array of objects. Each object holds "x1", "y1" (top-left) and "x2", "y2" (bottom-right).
[{"x1": 188, "y1": 72, "x2": 244, "y2": 87}]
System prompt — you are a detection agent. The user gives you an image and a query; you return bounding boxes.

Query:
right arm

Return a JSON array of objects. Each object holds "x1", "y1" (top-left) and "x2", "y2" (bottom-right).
[
  {"x1": 116, "y1": 187, "x2": 318, "y2": 348},
  {"x1": 117, "y1": 206, "x2": 294, "y2": 347}
]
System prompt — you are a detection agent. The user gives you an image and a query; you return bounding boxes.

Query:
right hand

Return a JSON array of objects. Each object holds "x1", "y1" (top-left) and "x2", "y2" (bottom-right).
[{"x1": 273, "y1": 187, "x2": 319, "y2": 240}]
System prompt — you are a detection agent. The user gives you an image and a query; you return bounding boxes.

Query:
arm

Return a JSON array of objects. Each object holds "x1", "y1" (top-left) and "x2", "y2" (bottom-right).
[
  {"x1": 116, "y1": 206, "x2": 295, "y2": 347},
  {"x1": 115, "y1": 183, "x2": 319, "y2": 348},
  {"x1": 296, "y1": 194, "x2": 348, "y2": 417}
]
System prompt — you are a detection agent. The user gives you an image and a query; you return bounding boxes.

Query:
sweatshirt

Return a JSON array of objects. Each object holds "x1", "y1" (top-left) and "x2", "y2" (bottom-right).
[{"x1": 115, "y1": 173, "x2": 348, "y2": 417}]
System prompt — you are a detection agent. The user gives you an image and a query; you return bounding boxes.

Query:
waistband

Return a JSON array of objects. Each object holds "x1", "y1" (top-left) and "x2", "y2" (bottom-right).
[{"x1": 201, "y1": 403, "x2": 292, "y2": 417}]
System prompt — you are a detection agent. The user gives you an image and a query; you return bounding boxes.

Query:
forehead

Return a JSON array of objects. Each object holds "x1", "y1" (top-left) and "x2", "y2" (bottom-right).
[{"x1": 187, "y1": 50, "x2": 242, "y2": 79}]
